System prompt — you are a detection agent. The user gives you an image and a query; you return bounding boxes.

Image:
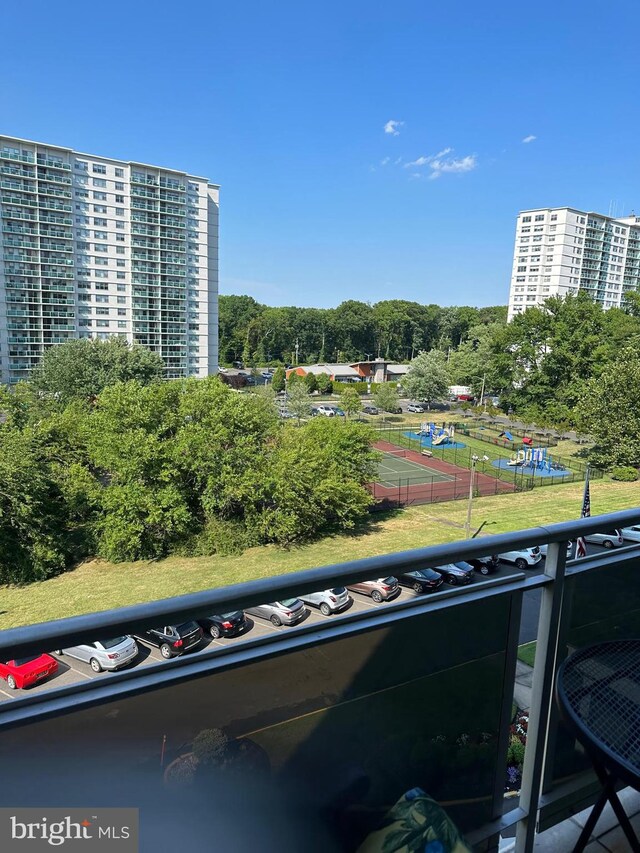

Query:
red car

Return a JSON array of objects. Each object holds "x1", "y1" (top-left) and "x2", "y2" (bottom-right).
[{"x1": 0, "y1": 654, "x2": 58, "y2": 690}]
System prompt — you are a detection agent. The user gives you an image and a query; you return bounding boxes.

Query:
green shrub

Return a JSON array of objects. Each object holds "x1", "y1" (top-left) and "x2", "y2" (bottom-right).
[
  {"x1": 507, "y1": 735, "x2": 525, "y2": 769},
  {"x1": 332, "y1": 381, "x2": 373, "y2": 396},
  {"x1": 611, "y1": 465, "x2": 638, "y2": 482}
]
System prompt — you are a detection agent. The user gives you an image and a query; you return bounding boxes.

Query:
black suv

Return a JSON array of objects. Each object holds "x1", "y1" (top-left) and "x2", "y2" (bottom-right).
[
  {"x1": 135, "y1": 622, "x2": 203, "y2": 659},
  {"x1": 466, "y1": 555, "x2": 499, "y2": 576},
  {"x1": 397, "y1": 569, "x2": 444, "y2": 594},
  {"x1": 198, "y1": 611, "x2": 248, "y2": 639}
]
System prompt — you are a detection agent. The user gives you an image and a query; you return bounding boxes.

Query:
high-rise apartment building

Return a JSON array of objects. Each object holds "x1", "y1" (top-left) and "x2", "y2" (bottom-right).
[
  {"x1": 507, "y1": 207, "x2": 640, "y2": 320},
  {"x1": 0, "y1": 135, "x2": 219, "y2": 383}
]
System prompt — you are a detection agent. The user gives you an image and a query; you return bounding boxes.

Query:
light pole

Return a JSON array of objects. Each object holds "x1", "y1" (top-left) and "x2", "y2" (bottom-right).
[{"x1": 465, "y1": 454, "x2": 489, "y2": 538}]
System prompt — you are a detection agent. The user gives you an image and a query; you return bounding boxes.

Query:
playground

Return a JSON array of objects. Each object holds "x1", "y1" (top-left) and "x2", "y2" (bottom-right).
[{"x1": 370, "y1": 425, "x2": 600, "y2": 508}]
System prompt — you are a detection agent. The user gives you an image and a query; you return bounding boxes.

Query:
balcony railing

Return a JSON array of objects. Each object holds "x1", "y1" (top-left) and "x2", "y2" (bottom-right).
[{"x1": 1, "y1": 509, "x2": 640, "y2": 853}]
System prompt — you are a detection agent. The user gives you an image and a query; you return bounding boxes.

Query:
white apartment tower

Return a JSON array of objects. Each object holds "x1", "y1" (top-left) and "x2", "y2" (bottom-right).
[
  {"x1": 507, "y1": 207, "x2": 640, "y2": 320},
  {"x1": 0, "y1": 135, "x2": 219, "y2": 383}
]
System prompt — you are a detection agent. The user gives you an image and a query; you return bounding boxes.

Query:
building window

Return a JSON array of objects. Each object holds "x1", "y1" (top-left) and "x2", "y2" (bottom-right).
[
  {"x1": 118, "y1": 321, "x2": 127, "y2": 329},
  {"x1": 95, "y1": 282, "x2": 109, "y2": 289},
  {"x1": 115, "y1": 195, "x2": 124, "y2": 204},
  {"x1": 551, "y1": 214, "x2": 558, "y2": 221},
  {"x1": 93, "y1": 218, "x2": 107, "y2": 226},
  {"x1": 116, "y1": 221, "x2": 125, "y2": 229},
  {"x1": 117, "y1": 296, "x2": 126, "y2": 304},
  {"x1": 116, "y1": 247, "x2": 125, "y2": 254},
  {"x1": 117, "y1": 274, "x2": 126, "y2": 282},
  {"x1": 96, "y1": 320, "x2": 109, "y2": 327},
  {"x1": 93, "y1": 191, "x2": 107, "y2": 201},
  {"x1": 115, "y1": 168, "x2": 124, "y2": 178},
  {"x1": 92, "y1": 164, "x2": 107, "y2": 174},
  {"x1": 93, "y1": 205, "x2": 107, "y2": 213},
  {"x1": 522, "y1": 216, "x2": 531, "y2": 223},
  {"x1": 535, "y1": 214, "x2": 544, "y2": 221},
  {"x1": 116, "y1": 234, "x2": 125, "y2": 242},
  {"x1": 517, "y1": 266, "x2": 527, "y2": 272},
  {"x1": 118, "y1": 308, "x2": 126, "y2": 316},
  {"x1": 516, "y1": 276, "x2": 525, "y2": 282},
  {"x1": 95, "y1": 295, "x2": 109, "y2": 303},
  {"x1": 94, "y1": 244, "x2": 108, "y2": 252},
  {"x1": 115, "y1": 208, "x2": 124, "y2": 216},
  {"x1": 116, "y1": 260, "x2": 125, "y2": 267}
]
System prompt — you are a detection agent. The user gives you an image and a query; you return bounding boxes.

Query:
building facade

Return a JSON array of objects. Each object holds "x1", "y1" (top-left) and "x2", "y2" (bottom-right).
[
  {"x1": 507, "y1": 206, "x2": 640, "y2": 320},
  {"x1": 0, "y1": 135, "x2": 219, "y2": 383}
]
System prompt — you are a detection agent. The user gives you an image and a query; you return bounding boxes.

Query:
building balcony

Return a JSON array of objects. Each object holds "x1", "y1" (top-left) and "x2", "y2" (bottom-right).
[
  {"x1": 0, "y1": 149, "x2": 34, "y2": 164},
  {"x1": 36, "y1": 155, "x2": 71, "y2": 171},
  {"x1": 1, "y1": 512, "x2": 639, "y2": 852}
]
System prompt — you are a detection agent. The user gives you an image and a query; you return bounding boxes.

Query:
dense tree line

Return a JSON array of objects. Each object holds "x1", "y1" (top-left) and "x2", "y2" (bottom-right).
[
  {"x1": 219, "y1": 296, "x2": 507, "y2": 365},
  {"x1": 0, "y1": 341, "x2": 378, "y2": 585}
]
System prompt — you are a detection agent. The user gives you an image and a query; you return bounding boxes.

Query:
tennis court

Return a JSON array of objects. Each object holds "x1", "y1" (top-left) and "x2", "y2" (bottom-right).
[{"x1": 376, "y1": 449, "x2": 456, "y2": 487}]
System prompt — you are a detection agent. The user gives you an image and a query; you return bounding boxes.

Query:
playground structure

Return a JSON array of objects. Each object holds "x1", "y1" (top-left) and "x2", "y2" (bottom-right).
[
  {"x1": 507, "y1": 446, "x2": 566, "y2": 473},
  {"x1": 416, "y1": 422, "x2": 457, "y2": 446}
]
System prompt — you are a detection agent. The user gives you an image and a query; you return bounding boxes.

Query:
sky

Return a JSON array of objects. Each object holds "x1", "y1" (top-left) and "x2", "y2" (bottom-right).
[{"x1": 3, "y1": 0, "x2": 640, "y2": 309}]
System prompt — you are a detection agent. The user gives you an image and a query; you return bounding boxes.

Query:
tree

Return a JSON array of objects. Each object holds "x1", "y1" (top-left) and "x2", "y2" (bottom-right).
[
  {"x1": 403, "y1": 350, "x2": 450, "y2": 407},
  {"x1": 271, "y1": 366, "x2": 286, "y2": 393},
  {"x1": 339, "y1": 386, "x2": 362, "y2": 419},
  {"x1": 576, "y1": 348, "x2": 640, "y2": 468},
  {"x1": 316, "y1": 373, "x2": 333, "y2": 395},
  {"x1": 286, "y1": 382, "x2": 312, "y2": 422},
  {"x1": 304, "y1": 372, "x2": 318, "y2": 393},
  {"x1": 373, "y1": 383, "x2": 400, "y2": 413},
  {"x1": 31, "y1": 337, "x2": 164, "y2": 404}
]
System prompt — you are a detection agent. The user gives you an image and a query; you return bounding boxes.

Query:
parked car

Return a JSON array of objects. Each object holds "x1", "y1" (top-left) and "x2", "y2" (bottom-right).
[
  {"x1": 498, "y1": 547, "x2": 541, "y2": 570},
  {"x1": 246, "y1": 599, "x2": 307, "y2": 626},
  {"x1": 407, "y1": 403, "x2": 426, "y2": 413},
  {"x1": 433, "y1": 562, "x2": 475, "y2": 586},
  {"x1": 347, "y1": 577, "x2": 400, "y2": 603},
  {"x1": 261, "y1": 370, "x2": 274, "y2": 378},
  {"x1": 299, "y1": 587, "x2": 351, "y2": 616},
  {"x1": 362, "y1": 405, "x2": 379, "y2": 415},
  {"x1": 56, "y1": 636, "x2": 139, "y2": 672},
  {"x1": 332, "y1": 407, "x2": 346, "y2": 417},
  {"x1": 539, "y1": 541, "x2": 574, "y2": 558},
  {"x1": 134, "y1": 622, "x2": 203, "y2": 659},
  {"x1": 316, "y1": 405, "x2": 336, "y2": 417},
  {"x1": 232, "y1": 361, "x2": 245, "y2": 369},
  {"x1": 383, "y1": 405, "x2": 403, "y2": 414},
  {"x1": 466, "y1": 555, "x2": 499, "y2": 575},
  {"x1": 0, "y1": 654, "x2": 58, "y2": 690},
  {"x1": 397, "y1": 569, "x2": 443, "y2": 593},
  {"x1": 621, "y1": 526, "x2": 640, "y2": 544},
  {"x1": 198, "y1": 611, "x2": 248, "y2": 639},
  {"x1": 584, "y1": 529, "x2": 624, "y2": 549}
]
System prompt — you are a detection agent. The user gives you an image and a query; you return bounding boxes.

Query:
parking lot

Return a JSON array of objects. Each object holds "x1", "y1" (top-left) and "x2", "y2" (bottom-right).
[{"x1": 0, "y1": 540, "x2": 621, "y2": 702}]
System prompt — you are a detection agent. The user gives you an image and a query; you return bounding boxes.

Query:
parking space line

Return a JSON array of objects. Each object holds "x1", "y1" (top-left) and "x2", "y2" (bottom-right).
[
  {"x1": 63, "y1": 662, "x2": 93, "y2": 680},
  {"x1": 0, "y1": 685, "x2": 14, "y2": 699}
]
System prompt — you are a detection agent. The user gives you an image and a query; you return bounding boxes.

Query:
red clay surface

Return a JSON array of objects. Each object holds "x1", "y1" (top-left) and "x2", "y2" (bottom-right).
[{"x1": 371, "y1": 440, "x2": 516, "y2": 507}]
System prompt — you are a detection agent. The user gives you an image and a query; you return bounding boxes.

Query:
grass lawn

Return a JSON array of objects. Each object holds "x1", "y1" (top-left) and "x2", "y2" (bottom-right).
[
  {"x1": 1, "y1": 479, "x2": 639, "y2": 631},
  {"x1": 517, "y1": 642, "x2": 537, "y2": 668}
]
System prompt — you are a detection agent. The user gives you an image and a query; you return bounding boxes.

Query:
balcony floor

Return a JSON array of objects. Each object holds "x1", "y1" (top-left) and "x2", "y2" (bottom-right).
[{"x1": 500, "y1": 787, "x2": 640, "y2": 851}]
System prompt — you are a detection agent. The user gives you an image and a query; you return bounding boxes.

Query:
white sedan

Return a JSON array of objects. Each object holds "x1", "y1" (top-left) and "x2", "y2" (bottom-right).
[{"x1": 621, "y1": 526, "x2": 640, "y2": 543}]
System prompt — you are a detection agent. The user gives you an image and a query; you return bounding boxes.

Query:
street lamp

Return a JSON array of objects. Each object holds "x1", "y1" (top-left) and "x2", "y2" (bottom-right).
[{"x1": 465, "y1": 454, "x2": 490, "y2": 538}]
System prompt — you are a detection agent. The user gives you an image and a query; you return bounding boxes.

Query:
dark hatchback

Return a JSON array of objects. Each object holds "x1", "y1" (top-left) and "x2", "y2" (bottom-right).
[
  {"x1": 433, "y1": 562, "x2": 475, "y2": 586},
  {"x1": 397, "y1": 569, "x2": 444, "y2": 594},
  {"x1": 198, "y1": 611, "x2": 248, "y2": 639},
  {"x1": 135, "y1": 621, "x2": 203, "y2": 659}
]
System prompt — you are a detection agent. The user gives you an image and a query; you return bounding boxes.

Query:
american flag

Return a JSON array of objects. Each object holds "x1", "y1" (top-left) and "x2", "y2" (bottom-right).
[{"x1": 576, "y1": 468, "x2": 591, "y2": 558}]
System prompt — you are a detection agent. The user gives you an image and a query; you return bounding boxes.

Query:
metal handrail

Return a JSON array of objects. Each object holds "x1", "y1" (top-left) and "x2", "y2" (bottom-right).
[{"x1": 1, "y1": 508, "x2": 639, "y2": 658}]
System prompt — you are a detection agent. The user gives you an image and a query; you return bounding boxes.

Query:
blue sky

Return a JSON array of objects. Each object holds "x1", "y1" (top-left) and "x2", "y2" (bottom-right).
[{"x1": 3, "y1": 0, "x2": 640, "y2": 308}]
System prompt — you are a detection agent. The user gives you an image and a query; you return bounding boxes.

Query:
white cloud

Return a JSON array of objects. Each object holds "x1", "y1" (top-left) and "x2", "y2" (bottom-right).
[
  {"x1": 380, "y1": 156, "x2": 390, "y2": 166},
  {"x1": 522, "y1": 134, "x2": 536, "y2": 144},
  {"x1": 384, "y1": 119, "x2": 404, "y2": 136},
  {"x1": 429, "y1": 154, "x2": 477, "y2": 179},
  {"x1": 404, "y1": 147, "x2": 453, "y2": 168}
]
